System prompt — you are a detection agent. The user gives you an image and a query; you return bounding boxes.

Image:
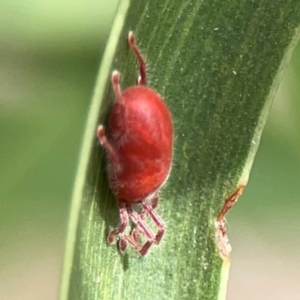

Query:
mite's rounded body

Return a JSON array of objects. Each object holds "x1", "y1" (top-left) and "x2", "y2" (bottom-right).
[
  {"x1": 97, "y1": 31, "x2": 173, "y2": 256},
  {"x1": 107, "y1": 85, "x2": 173, "y2": 202}
]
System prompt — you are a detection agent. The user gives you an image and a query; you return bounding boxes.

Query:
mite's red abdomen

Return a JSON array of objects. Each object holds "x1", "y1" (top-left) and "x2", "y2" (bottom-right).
[{"x1": 107, "y1": 86, "x2": 173, "y2": 202}]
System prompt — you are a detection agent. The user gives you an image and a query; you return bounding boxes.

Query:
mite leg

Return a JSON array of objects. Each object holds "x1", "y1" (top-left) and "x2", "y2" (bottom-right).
[
  {"x1": 126, "y1": 204, "x2": 155, "y2": 241},
  {"x1": 131, "y1": 195, "x2": 165, "y2": 255},
  {"x1": 120, "y1": 235, "x2": 152, "y2": 256},
  {"x1": 121, "y1": 232, "x2": 154, "y2": 256},
  {"x1": 217, "y1": 185, "x2": 245, "y2": 222},
  {"x1": 111, "y1": 70, "x2": 123, "y2": 102},
  {"x1": 139, "y1": 194, "x2": 159, "y2": 220},
  {"x1": 97, "y1": 125, "x2": 118, "y2": 163},
  {"x1": 128, "y1": 31, "x2": 147, "y2": 85},
  {"x1": 123, "y1": 204, "x2": 158, "y2": 256},
  {"x1": 97, "y1": 71, "x2": 125, "y2": 161},
  {"x1": 131, "y1": 224, "x2": 143, "y2": 242},
  {"x1": 107, "y1": 201, "x2": 129, "y2": 244},
  {"x1": 142, "y1": 196, "x2": 165, "y2": 244},
  {"x1": 131, "y1": 194, "x2": 159, "y2": 241}
]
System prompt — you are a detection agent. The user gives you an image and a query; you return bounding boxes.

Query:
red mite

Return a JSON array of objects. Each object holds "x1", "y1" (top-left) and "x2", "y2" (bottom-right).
[{"x1": 97, "y1": 31, "x2": 173, "y2": 256}]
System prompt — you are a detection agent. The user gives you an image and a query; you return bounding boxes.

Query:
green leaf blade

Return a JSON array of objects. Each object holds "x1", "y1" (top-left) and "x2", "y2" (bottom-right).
[{"x1": 60, "y1": 1, "x2": 300, "y2": 299}]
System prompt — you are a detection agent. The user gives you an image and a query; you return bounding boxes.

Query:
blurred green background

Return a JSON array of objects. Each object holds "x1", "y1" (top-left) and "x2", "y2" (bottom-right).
[{"x1": 0, "y1": 1, "x2": 299, "y2": 300}]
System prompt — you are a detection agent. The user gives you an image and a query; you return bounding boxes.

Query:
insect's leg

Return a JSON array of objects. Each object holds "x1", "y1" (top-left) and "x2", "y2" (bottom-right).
[
  {"x1": 126, "y1": 204, "x2": 155, "y2": 241},
  {"x1": 123, "y1": 204, "x2": 158, "y2": 256},
  {"x1": 107, "y1": 200, "x2": 129, "y2": 245},
  {"x1": 217, "y1": 185, "x2": 245, "y2": 222},
  {"x1": 142, "y1": 194, "x2": 165, "y2": 244},
  {"x1": 98, "y1": 71, "x2": 125, "y2": 161},
  {"x1": 128, "y1": 31, "x2": 147, "y2": 85},
  {"x1": 150, "y1": 194, "x2": 159, "y2": 210},
  {"x1": 131, "y1": 225, "x2": 142, "y2": 243},
  {"x1": 120, "y1": 235, "x2": 151, "y2": 256},
  {"x1": 131, "y1": 194, "x2": 159, "y2": 241},
  {"x1": 97, "y1": 125, "x2": 119, "y2": 164},
  {"x1": 111, "y1": 70, "x2": 123, "y2": 102}
]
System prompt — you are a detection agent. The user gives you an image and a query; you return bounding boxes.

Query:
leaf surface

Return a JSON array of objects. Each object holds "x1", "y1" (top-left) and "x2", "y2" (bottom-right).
[{"x1": 60, "y1": 1, "x2": 300, "y2": 299}]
